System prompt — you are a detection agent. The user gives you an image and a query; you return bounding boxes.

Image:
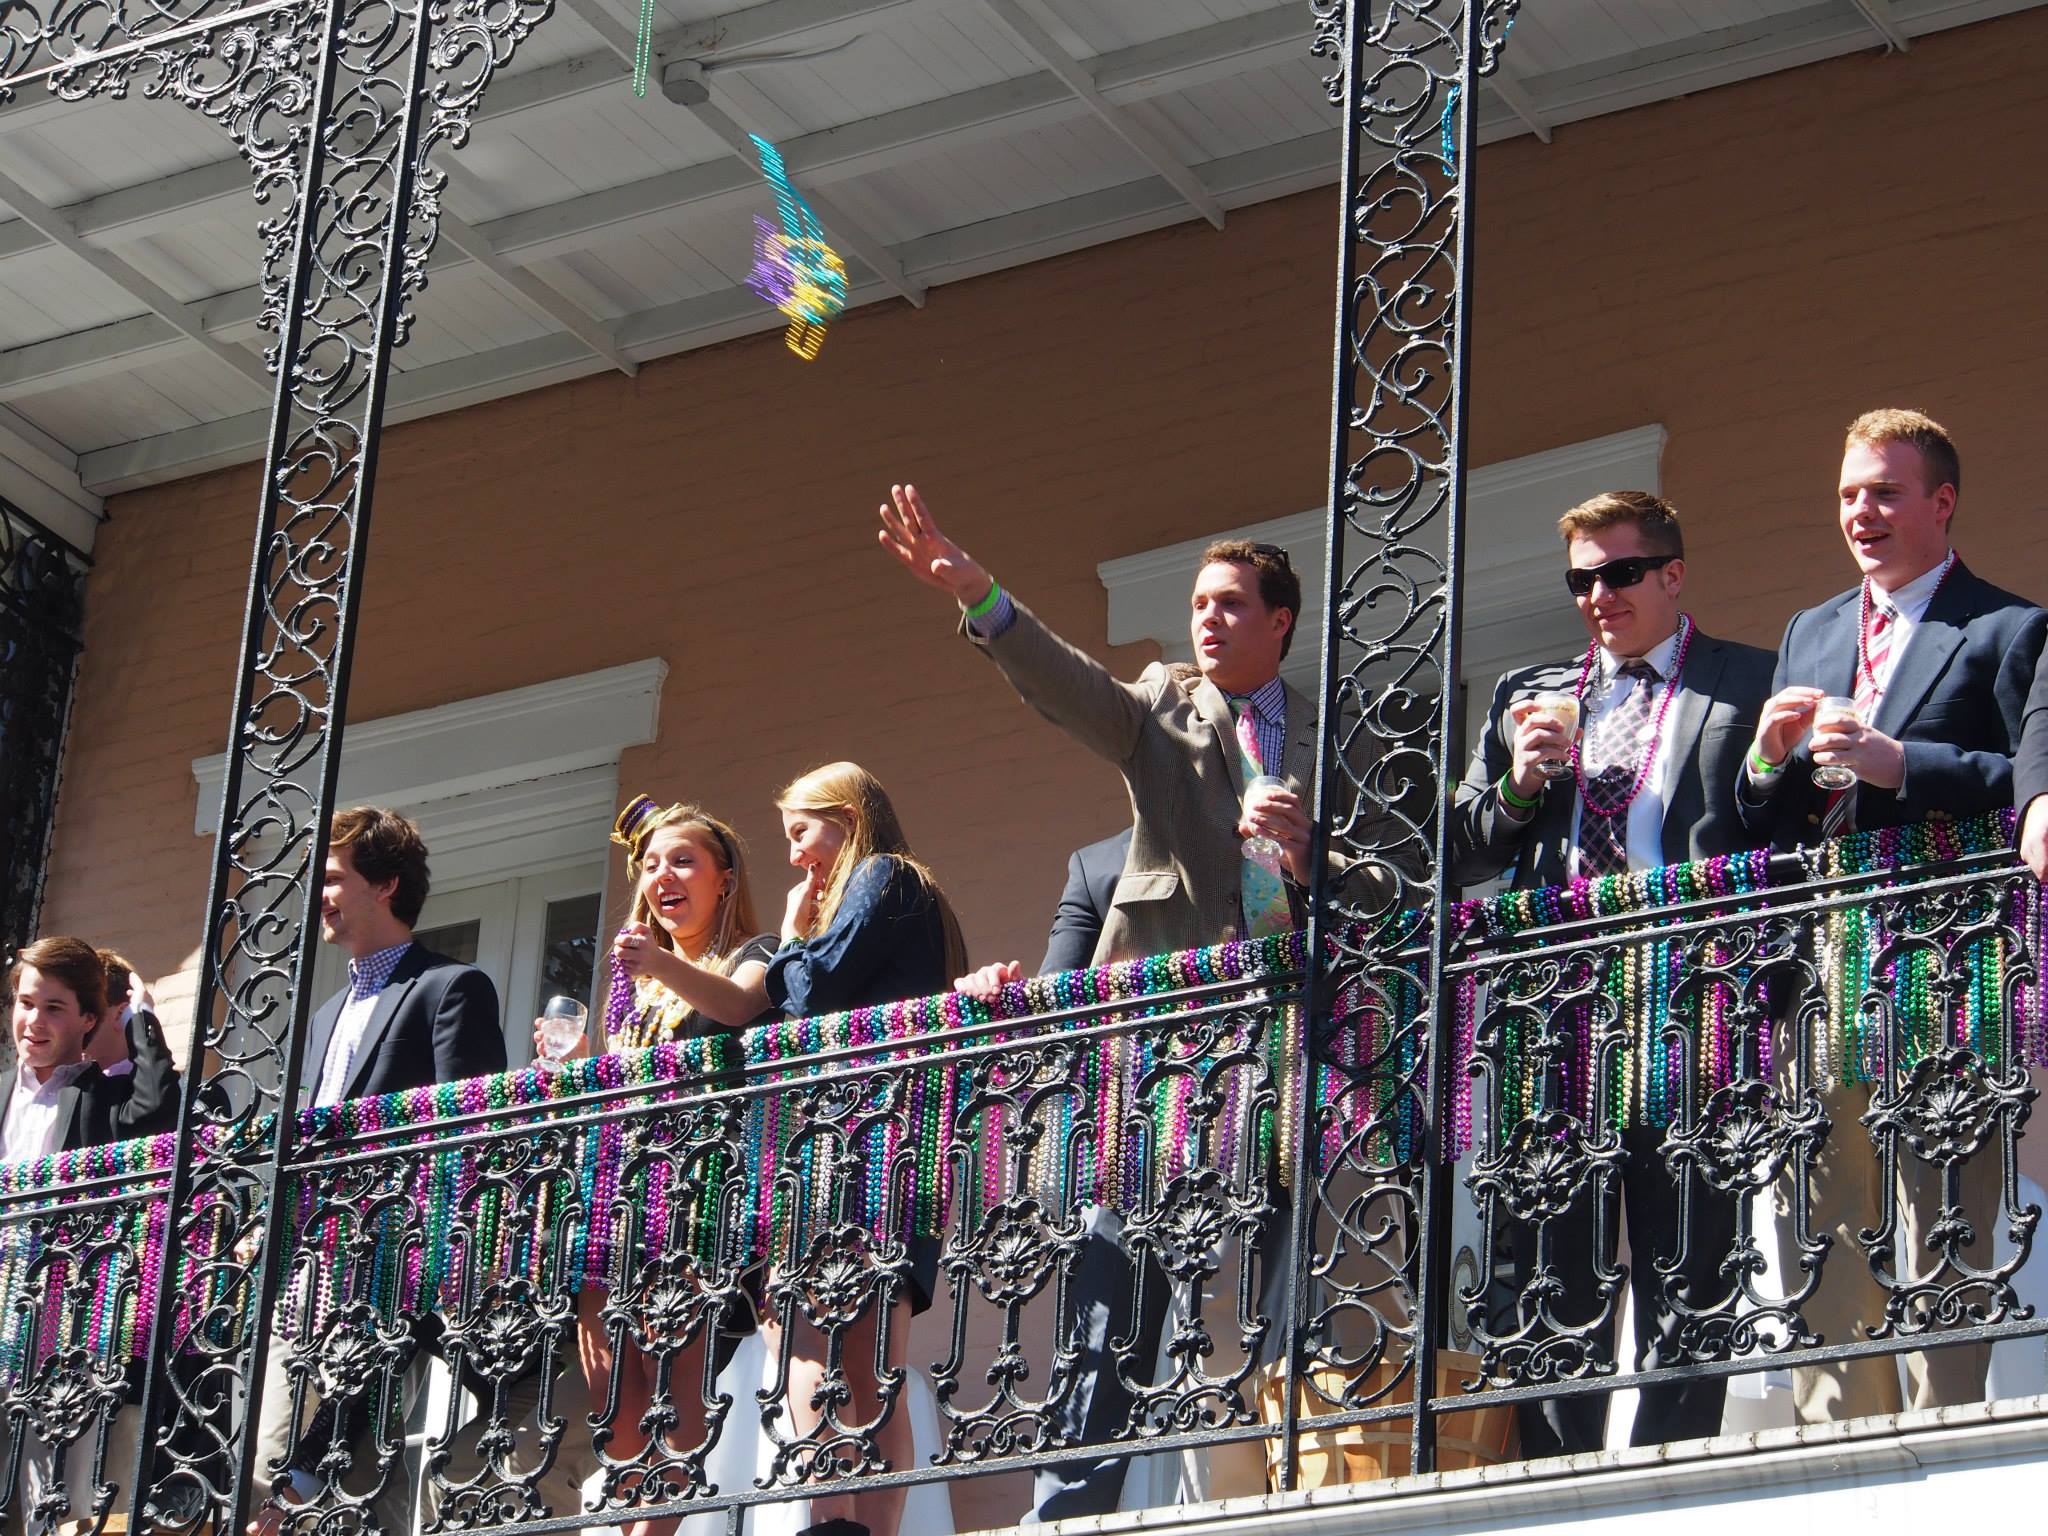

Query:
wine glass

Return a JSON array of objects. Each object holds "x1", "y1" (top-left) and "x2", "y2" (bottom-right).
[
  {"x1": 535, "y1": 995, "x2": 588, "y2": 1074},
  {"x1": 1810, "y1": 695, "x2": 1861, "y2": 790},
  {"x1": 1527, "y1": 691, "x2": 1581, "y2": 779}
]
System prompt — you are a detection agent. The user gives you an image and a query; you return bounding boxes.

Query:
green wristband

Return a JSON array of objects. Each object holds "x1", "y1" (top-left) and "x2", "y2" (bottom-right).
[
  {"x1": 1497, "y1": 775, "x2": 1541, "y2": 811},
  {"x1": 1747, "y1": 742, "x2": 1785, "y2": 776},
  {"x1": 964, "y1": 580, "x2": 1003, "y2": 620}
]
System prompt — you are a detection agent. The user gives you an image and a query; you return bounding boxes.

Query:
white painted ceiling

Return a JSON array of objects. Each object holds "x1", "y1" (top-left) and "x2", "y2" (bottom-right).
[{"x1": 0, "y1": 0, "x2": 2034, "y2": 545}]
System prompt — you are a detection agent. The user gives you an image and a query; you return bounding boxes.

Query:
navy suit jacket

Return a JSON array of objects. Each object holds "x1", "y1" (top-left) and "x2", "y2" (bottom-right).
[
  {"x1": 2017, "y1": 646, "x2": 2048, "y2": 815},
  {"x1": 300, "y1": 944, "x2": 505, "y2": 1105},
  {"x1": 1737, "y1": 560, "x2": 2047, "y2": 849},
  {"x1": 1450, "y1": 631, "x2": 1775, "y2": 890},
  {"x1": 1040, "y1": 829, "x2": 1134, "y2": 975}
]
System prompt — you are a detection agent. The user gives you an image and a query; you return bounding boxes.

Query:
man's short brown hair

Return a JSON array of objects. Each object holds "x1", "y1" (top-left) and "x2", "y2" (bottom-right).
[
  {"x1": 98, "y1": 949, "x2": 135, "y2": 1011},
  {"x1": 1556, "y1": 490, "x2": 1684, "y2": 560},
  {"x1": 7, "y1": 935, "x2": 109, "y2": 1025},
  {"x1": 1846, "y1": 408, "x2": 1961, "y2": 497},
  {"x1": 330, "y1": 807, "x2": 432, "y2": 928},
  {"x1": 1201, "y1": 539, "x2": 1304, "y2": 659}
]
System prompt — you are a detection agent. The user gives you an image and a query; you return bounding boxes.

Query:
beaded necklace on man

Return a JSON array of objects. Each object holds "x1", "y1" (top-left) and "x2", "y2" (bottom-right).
[
  {"x1": 1570, "y1": 613, "x2": 1695, "y2": 820},
  {"x1": 1856, "y1": 551, "x2": 1954, "y2": 704}
]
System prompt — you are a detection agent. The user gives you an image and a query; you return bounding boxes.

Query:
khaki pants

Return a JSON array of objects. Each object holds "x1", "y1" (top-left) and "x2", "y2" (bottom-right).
[
  {"x1": 11, "y1": 1400, "x2": 139, "y2": 1536},
  {"x1": 1789, "y1": 1085, "x2": 1998, "y2": 1422},
  {"x1": 253, "y1": 1322, "x2": 595, "y2": 1531}
]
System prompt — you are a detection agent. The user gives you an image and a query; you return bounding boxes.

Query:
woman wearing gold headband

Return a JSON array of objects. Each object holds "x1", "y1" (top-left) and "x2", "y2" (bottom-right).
[
  {"x1": 763, "y1": 761, "x2": 966, "y2": 1536},
  {"x1": 565, "y1": 794, "x2": 777, "y2": 1536}
]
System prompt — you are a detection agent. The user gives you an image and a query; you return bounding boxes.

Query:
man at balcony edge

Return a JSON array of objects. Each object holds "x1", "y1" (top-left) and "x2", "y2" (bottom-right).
[
  {"x1": 5, "y1": 936, "x2": 181, "y2": 1527},
  {"x1": 1738, "y1": 409, "x2": 2046, "y2": 1424},
  {"x1": 2016, "y1": 652, "x2": 2048, "y2": 882},
  {"x1": 1448, "y1": 489, "x2": 1773, "y2": 1455}
]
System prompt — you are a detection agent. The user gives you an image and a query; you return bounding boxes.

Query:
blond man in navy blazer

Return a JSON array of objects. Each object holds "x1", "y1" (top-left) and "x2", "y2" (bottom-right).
[{"x1": 1740, "y1": 410, "x2": 2046, "y2": 1424}]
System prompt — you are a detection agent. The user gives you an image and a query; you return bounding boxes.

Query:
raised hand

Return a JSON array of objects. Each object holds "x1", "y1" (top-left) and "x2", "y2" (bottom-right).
[
  {"x1": 1753, "y1": 686, "x2": 1824, "y2": 768},
  {"x1": 876, "y1": 483, "x2": 992, "y2": 605}
]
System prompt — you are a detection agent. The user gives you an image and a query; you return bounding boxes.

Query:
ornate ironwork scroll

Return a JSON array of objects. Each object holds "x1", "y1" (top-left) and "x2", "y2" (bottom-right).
[
  {"x1": 0, "y1": 0, "x2": 551, "y2": 1524},
  {"x1": 0, "y1": 500, "x2": 86, "y2": 968},
  {"x1": 1291, "y1": 0, "x2": 1517, "y2": 1481}
]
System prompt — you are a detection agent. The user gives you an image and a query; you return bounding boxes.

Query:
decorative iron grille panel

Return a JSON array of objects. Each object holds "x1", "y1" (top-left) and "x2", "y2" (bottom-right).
[{"x1": 0, "y1": 500, "x2": 85, "y2": 969}]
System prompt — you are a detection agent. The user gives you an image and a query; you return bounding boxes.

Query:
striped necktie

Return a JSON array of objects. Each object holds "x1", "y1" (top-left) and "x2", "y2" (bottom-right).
[{"x1": 1822, "y1": 603, "x2": 1894, "y2": 839}]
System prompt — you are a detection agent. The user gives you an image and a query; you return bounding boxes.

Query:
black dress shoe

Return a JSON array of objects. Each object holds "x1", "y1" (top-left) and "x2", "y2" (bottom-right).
[{"x1": 795, "y1": 1521, "x2": 870, "y2": 1536}]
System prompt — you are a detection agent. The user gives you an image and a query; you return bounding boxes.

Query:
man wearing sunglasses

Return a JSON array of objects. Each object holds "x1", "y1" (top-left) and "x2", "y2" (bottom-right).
[
  {"x1": 1450, "y1": 489, "x2": 1773, "y2": 1456},
  {"x1": 1736, "y1": 409, "x2": 2045, "y2": 1428}
]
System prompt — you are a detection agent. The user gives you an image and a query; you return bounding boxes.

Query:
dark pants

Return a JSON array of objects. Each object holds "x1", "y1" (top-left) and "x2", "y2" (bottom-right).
[
  {"x1": 1514, "y1": 1125, "x2": 1736, "y2": 1456},
  {"x1": 1029, "y1": 1209, "x2": 1176, "y2": 1522}
]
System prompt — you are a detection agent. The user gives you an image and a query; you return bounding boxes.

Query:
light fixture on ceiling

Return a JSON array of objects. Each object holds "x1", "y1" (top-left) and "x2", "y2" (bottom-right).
[{"x1": 658, "y1": 35, "x2": 866, "y2": 107}]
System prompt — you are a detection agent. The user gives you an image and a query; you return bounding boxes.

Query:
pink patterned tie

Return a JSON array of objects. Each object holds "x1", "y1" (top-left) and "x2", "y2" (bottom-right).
[{"x1": 1231, "y1": 698, "x2": 1292, "y2": 938}]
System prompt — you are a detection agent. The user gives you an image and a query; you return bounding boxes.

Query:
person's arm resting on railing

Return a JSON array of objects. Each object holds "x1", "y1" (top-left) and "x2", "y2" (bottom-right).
[{"x1": 2017, "y1": 641, "x2": 2048, "y2": 882}]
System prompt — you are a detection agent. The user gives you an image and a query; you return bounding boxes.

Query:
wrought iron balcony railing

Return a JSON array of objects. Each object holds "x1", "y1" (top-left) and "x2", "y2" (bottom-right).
[{"x1": 1, "y1": 813, "x2": 2041, "y2": 1535}]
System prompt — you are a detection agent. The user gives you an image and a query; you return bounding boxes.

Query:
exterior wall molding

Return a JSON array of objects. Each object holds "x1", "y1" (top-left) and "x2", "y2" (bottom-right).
[
  {"x1": 189, "y1": 657, "x2": 667, "y2": 841},
  {"x1": 1097, "y1": 424, "x2": 1668, "y2": 693}
]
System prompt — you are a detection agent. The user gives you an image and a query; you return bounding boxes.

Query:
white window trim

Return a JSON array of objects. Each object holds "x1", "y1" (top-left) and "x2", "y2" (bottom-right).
[
  {"x1": 1096, "y1": 425, "x2": 1668, "y2": 695},
  {"x1": 189, "y1": 659, "x2": 667, "y2": 880}
]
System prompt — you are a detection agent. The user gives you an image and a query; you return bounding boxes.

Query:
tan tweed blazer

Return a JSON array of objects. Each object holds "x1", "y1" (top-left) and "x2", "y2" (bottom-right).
[{"x1": 970, "y1": 598, "x2": 1391, "y2": 965}]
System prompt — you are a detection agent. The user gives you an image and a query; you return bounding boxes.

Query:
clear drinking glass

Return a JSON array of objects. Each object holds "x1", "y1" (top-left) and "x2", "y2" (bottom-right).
[
  {"x1": 535, "y1": 995, "x2": 588, "y2": 1073},
  {"x1": 1527, "y1": 691, "x2": 1581, "y2": 779},
  {"x1": 1810, "y1": 695, "x2": 1861, "y2": 790},
  {"x1": 1243, "y1": 773, "x2": 1287, "y2": 868}
]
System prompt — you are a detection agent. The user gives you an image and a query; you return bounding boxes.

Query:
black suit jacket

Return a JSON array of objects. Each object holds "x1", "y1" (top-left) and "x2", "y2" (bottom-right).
[
  {"x1": 285, "y1": 946, "x2": 503, "y2": 1485},
  {"x1": 1737, "y1": 561, "x2": 2047, "y2": 849},
  {"x1": 0, "y1": 1007, "x2": 180, "y2": 1155},
  {"x1": 2014, "y1": 646, "x2": 2048, "y2": 815},
  {"x1": 1451, "y1": 630, "x2": 1776, "y2": 890},
  {"x1": 299, "y1": 944, "x2": 505, "y2": 1105},
  {"x1": 1040, "y1": 829, "x2": 1135, "y2": 975}
]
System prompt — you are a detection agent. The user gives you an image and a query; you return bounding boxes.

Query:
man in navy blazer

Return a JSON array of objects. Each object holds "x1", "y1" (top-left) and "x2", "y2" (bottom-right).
[
  {"x1": 1738, "y1": 410, "x2": 2045, "y2": 1425},
  {"x1": 254, "y1": 807, "x2": 506, "y2": 1529},
  {"x1": 2020, "y1": 653, "x2": 2048, "y2": 880}
]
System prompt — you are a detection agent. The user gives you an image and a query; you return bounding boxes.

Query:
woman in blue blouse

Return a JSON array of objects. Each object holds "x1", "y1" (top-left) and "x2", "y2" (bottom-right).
[{"x1": 766, "y1": 761, "x2": 965, "y2": 1536}]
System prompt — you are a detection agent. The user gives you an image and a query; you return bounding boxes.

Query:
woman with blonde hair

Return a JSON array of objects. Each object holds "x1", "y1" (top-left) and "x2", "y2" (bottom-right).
[
  {"x1": 555, "y1": 794, "x2": 778, "y2": 1536},
  {"x1": 762, "y1": 761, "x2": 965, "y2": 1536}
]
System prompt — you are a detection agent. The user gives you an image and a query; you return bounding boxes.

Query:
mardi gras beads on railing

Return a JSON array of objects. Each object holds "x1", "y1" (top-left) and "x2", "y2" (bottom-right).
[{"x1": 1447, "y1": 809, "x2": 2034, "y2": 1158}]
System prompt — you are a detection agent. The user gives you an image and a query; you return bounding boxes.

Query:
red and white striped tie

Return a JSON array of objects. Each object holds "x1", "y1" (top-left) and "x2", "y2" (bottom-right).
[{"x1": 1823, "y1": 604, "x2": 1894, "y2": 839}]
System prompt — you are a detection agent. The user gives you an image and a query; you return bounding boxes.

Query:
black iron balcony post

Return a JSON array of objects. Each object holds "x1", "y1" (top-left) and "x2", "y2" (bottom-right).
[
  {"x1": 1296, "y1": 0, "x2": 1505, "y2": 1485},
  {"x1": 0, "y1": 1, "x2": 553, "y2": 1528}
]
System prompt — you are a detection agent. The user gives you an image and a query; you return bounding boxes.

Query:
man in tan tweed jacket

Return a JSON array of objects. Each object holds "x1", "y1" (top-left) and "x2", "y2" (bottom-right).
[{"x1": 877, "y1": 483, "x2": 1402, "y2": 968}]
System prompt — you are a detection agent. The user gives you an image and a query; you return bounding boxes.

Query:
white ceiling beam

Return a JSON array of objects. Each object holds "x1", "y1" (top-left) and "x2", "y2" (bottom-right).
[
  {"x1": 0, "y1": 403, "x2": 104, "y2": 551},
  {"x1": 1848, "y1": 0, "x2": 1912, "y2": 48},
  {"x1": 1486, "y1": 52, "x2": 1552, "y2": 144},
  {"x1": 76, "y1": 127, "x2": 1340, "y2": 493},
  {"x1": 557, "y1": 0, "x2": 925, "y2": 307},
  {"x1": 432, "y1": 156, "x2": 637, "y2": 376},
  {"x1": 0, "y1": 4, "x2": 1304, "y2": 274},
  {"x1": 0, "y1": 10, "x2": 1310, "y2": 397},
  {"x1": 978, "y1": 0, "x2": 1224, "y2": 230},
  {"x1": 0, "y1": 0, "x2": 931, "y2": 137},
  {"x1": 0, "y1": 165, "x2": 272, "y2": 397}
]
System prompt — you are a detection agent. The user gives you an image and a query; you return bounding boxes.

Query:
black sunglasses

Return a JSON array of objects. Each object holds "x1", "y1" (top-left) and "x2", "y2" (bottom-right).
[{"x1": 1565, "y1": 554, "x2": 1675, "y2": 598}]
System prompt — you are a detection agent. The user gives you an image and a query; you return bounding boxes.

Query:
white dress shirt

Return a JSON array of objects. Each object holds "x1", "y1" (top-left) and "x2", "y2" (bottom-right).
[
  {"x1": 2, "y1": 1061, "x2": 88, "y2": 1165},
  {"x1": 1570, "y1": 625, "x2": 1687, "y2": 877},
  {"x1": 1861, "y1": 549, "x2": 1955, "y2": 704}
]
